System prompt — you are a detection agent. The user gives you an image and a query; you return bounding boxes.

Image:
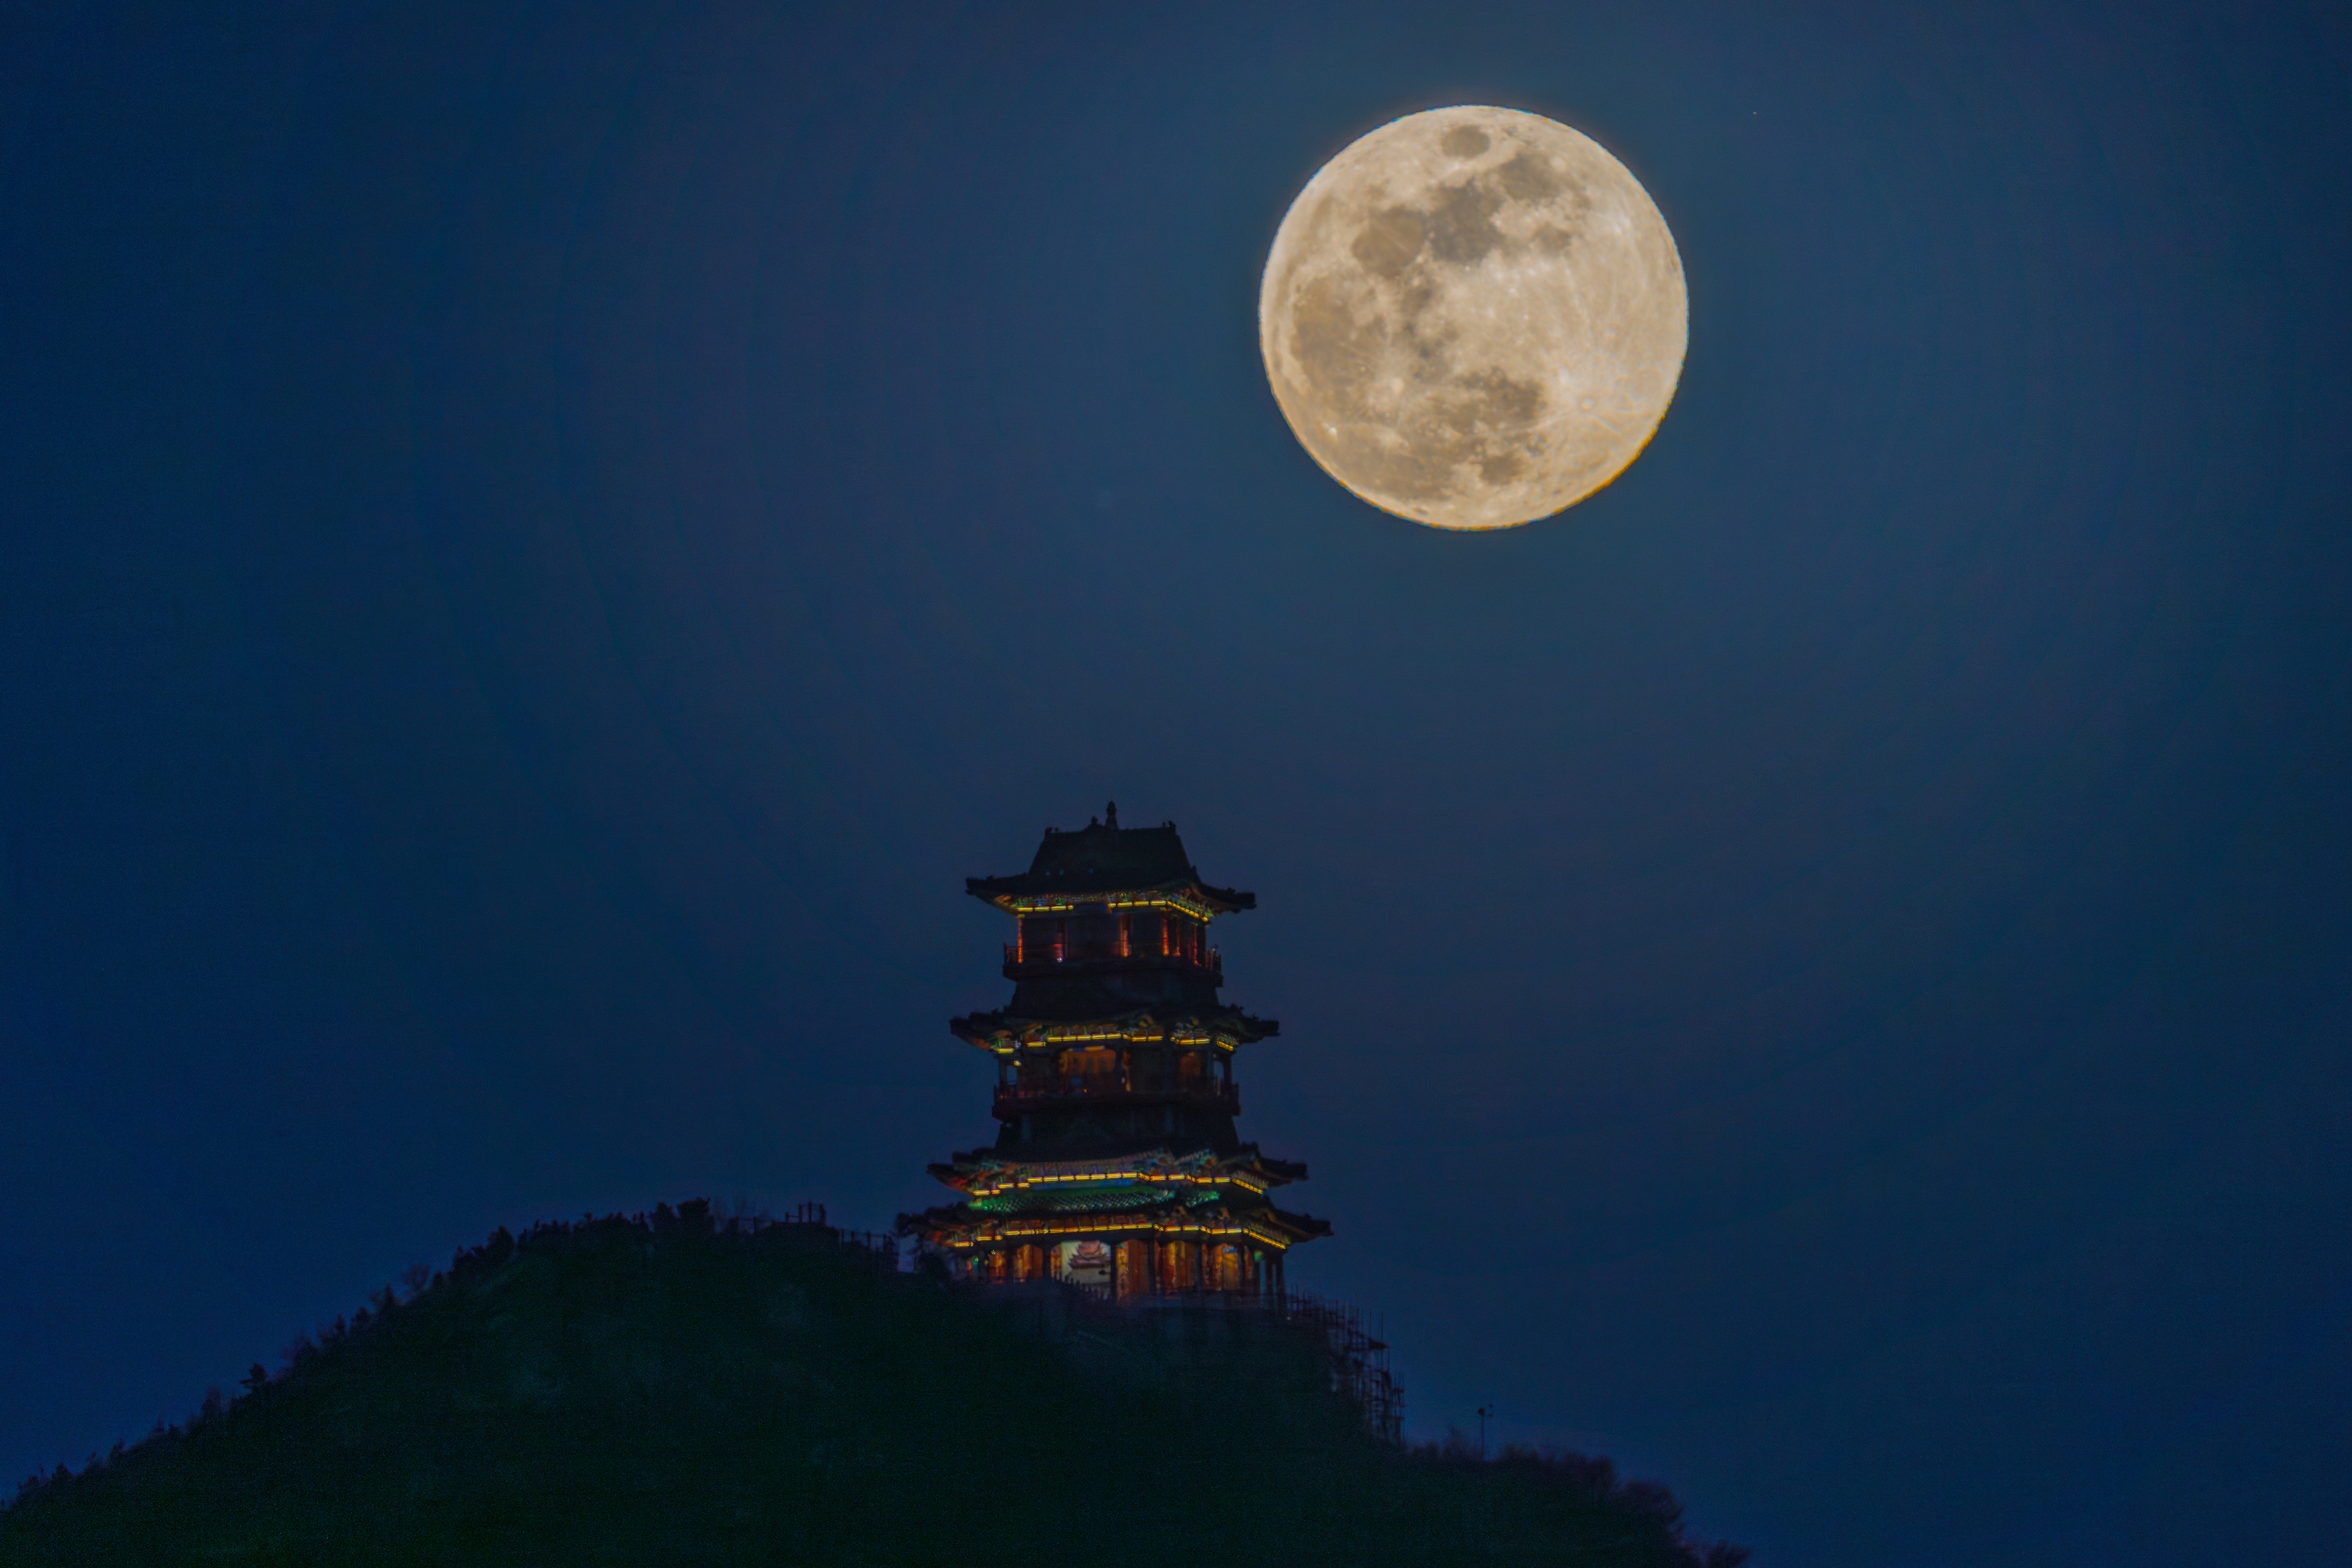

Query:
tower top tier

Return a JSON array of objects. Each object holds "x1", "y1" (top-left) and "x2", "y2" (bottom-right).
[{"x1": 966, "y1": 803, "x2": 1255, "y2": 916}]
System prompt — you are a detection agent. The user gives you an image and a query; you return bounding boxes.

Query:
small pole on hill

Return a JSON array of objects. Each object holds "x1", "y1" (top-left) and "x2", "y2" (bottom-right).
[{"x1": 1477, "y1": 1405, "x2": 1495, "y2": 1461}]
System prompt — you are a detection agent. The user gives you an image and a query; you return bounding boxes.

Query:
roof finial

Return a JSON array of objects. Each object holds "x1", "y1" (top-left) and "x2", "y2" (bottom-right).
[{"x1": 1105, "y1": 800, "x2": 1118, "y2": 829}]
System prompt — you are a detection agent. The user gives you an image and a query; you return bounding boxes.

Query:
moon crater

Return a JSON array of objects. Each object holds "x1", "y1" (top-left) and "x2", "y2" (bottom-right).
[{"x1": 1261, "y1": 106, "x2": 1687, "y2": 530}]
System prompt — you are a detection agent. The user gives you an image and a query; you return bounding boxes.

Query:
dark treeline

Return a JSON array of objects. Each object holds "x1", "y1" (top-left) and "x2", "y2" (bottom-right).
[{"x1": 1, "y1": 1202, "x2": 1748, "y2": 1566}]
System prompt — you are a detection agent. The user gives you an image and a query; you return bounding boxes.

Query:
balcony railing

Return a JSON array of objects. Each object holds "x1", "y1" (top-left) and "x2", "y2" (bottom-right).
[{"x1": 993, "y1": 1077, "x2": 1240, "y2": 1116}]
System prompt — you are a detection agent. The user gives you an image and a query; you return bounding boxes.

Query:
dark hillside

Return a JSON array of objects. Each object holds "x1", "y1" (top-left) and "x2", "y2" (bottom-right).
[{"x1": 1, "y1": 1205, "x2": 1746, "y2": 1566}]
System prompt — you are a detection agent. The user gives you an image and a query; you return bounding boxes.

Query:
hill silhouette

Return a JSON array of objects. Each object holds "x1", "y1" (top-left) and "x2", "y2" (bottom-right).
[{"x1": 1, "y1": 1203, "x2": 1747, "y2": 1566}]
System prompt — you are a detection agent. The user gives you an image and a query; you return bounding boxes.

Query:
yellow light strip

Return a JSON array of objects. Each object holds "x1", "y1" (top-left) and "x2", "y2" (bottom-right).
[
  {"x1": 966, "y1": 1028, "x2": 1242, "y2": 1057},
  {"x1": 1003, "y1": 894, "x2": 1214, "y2": 921},
  {"x1": 1011, "y1": 1028, "x2": 1231, "y2": 1048},
  {"x1": 1103, "y1": 894, "x2": 1215, "y2": 921},
  {"x1": 961, "y1": 1152, "x2": 1218, "y2": 1178},
  {"x1": 937, "y1": 1214, "x2": 1294, "y2": 1250},
  {"x1": 968, "y1": 1171, "x2": 1269, "y2": 1198}
]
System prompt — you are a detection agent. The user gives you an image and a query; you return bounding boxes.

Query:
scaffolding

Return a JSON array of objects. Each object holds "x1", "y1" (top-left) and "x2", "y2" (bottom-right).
[
  {"x1": 1279, "y1": 1289, "x2": 1403, "y2": 1445},
  {"x1": 1104, "y1": 1282, "x2": 1405, "y2": 1445}
]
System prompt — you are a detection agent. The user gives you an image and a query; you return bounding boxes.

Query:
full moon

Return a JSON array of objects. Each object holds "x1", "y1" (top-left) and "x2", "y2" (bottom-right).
[{"x1": 1260, "y1": 106, "x2": 1687, "y2": 531}]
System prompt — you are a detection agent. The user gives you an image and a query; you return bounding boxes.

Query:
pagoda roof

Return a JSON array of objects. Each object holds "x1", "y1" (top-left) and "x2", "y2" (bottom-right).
[
  {"x1": 1000, "y1": 971, "x2": 1231, "y2": 1023},
  {"x1": 898, "y1": 1196, "x2": 1332, "y2": 1250},
  {"x1": 930, "y1": 1144, "x2": 1309, "y2": 1199},
  {"x1": 950, "y1": 1004, "x2": 1279, "y2": 1050},
  {"x1": 967, "y1": 811, "x2": 1255, "y2": 914}
]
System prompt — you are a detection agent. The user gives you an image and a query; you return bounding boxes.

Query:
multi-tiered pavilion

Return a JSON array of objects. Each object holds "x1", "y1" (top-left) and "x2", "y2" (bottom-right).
[{"x1": 903, "y1": 804, "x2": 1328, "y2": 1298}]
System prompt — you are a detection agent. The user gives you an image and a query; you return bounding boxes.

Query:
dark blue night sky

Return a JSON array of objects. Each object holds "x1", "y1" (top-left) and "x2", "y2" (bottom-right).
[{"x1": 5, "y1": 4, "x2": 2349, "y2": 1561}]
